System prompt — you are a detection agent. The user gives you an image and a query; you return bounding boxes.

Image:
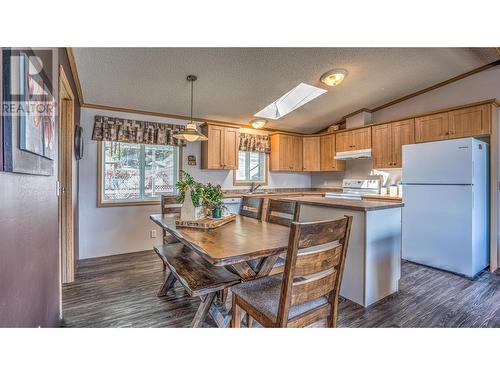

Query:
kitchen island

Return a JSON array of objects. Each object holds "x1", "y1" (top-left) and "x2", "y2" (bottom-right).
[{"x1": 285, "y1": 197, "x2": 404, "y2": 307}]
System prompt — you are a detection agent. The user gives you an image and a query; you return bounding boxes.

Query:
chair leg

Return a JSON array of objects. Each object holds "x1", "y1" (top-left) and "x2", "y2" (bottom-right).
[
  {"x1": 216, "y1": 288, "x2": 228, "y2": 305},
  {"x1": 231, "y1": 296, "x2": 242, "y2": 328},
  {"x1": 247, "y1": 314, "x2": 254, "y2": 328},
  {"x1": 157, "y1": 272, "x2": 176, "y2": 297},
  {"x1": 191, "y1": 293, "x2": 216, "y2": 328}
]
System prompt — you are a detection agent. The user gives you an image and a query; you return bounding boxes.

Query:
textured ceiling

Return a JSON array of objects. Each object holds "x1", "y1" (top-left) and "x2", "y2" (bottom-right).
[{"x1": 73, "y1": 48, "x2": 499, "y2": 133}]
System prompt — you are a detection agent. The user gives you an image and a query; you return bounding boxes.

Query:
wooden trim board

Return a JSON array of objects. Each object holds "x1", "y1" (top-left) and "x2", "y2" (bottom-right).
[
  {"x1": 58, "y1": 65, "x2": 76, "y2": 284},
  {"x1": 66, "y1": 48, "x2": 84, "y2": 106}
]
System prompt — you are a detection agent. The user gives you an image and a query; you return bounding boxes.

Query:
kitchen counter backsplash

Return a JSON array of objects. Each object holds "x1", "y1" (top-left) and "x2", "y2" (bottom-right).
[{"x1": 222, "y1": 187, "x2": 341, "y2": 196}]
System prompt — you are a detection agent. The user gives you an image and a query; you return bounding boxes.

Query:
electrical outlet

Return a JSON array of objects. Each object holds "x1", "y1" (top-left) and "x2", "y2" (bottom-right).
[{"x1": 150, "y1": 229, "x2": 157, "y2": 238}]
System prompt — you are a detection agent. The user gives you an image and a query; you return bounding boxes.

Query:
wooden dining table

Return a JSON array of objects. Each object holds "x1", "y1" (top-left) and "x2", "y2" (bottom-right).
[{"x1": 149, "y1": 213, "x2": 291, "y2": 326}]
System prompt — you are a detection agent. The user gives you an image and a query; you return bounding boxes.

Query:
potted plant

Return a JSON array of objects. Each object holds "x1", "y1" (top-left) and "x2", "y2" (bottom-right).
[
  {"x1": 203, "y1": 183, "x2": 226, "y2": 219},
  {"x1": 176, "y1": 171, "x2": 205, "y2": 220}
]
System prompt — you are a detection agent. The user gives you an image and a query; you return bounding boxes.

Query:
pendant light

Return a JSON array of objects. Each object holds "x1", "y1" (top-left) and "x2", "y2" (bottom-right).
[{"x1": 174, "y1": 75, "x2": 208, "y2": 142}]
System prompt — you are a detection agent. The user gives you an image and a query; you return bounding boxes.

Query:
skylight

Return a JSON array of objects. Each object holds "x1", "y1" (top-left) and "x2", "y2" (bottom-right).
[{"x1": 254, "y1": 83, "x2": 327, "y2": 120}]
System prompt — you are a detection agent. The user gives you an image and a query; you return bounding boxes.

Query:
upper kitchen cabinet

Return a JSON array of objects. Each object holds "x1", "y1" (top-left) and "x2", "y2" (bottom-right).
[
  {"x1": 414, "y1": 103, "x2": 492, "y2": 143},
  {"x1": 302, "y1": 136, "x2": 321, "y2": 171},
  {"x1": 335, "y1": 127, "x2": 372, "y2": 152},
  {"x1": 448, "y1": 104, "x2": 491, "y2": 138},
  {"x1": 270, "y1": 133, "x2": 303, "y2": 171},
  {"x1": 373, "y1": 119, "x2": 415, "y2": 168},
  {"x1": 320, "y1": 133, "x2": 345, "y2": 171},
  {"x1": 201, "y1": 124, "x2": 239, "y2": 169},
  {"x1": 414, "y1": 112, "x2": 449, "y2": 143}
]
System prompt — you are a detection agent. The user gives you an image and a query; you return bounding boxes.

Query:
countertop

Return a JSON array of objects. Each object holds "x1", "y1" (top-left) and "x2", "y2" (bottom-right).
[
  {"x1": 361, "y1": 194, "x2": 403, "y2": 202},
  {"x1": 284, "y1": 196, "x2": 404, "y2": 212}
]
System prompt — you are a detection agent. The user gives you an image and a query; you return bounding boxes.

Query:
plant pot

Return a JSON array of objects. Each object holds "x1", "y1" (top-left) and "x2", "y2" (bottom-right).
[{"x1": 212, "y1": 208, "x2": 222, "y2": 219}]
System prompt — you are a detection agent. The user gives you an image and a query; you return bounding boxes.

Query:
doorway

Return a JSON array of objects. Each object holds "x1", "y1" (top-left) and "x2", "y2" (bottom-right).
[{"x1": 58, "y1": 65, "x2": 75, "y2": 284}]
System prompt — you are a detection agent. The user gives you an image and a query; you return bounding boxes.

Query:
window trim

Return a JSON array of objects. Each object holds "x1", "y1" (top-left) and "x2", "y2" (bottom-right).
[
  {"x1": 97, "y1": 141, "x2": 183, "y2": 207},
  {"x1": 233, "y1": 151, "x2": 269, "y2": 186}
]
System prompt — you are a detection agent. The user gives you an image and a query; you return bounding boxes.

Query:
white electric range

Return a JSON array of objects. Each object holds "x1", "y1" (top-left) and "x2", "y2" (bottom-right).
[{"x1": 324, "y1": 178, "x2": 381, "y2": 200}]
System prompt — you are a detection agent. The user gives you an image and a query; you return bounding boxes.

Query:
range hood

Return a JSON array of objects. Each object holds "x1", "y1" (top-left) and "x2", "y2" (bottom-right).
[{"x1": 334, "y1": 148, "x2": 372, "y2": 160}]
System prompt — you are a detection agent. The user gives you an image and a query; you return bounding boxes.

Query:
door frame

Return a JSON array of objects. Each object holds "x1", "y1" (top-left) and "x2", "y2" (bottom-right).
[{"x1": 58, "y1": 65, "x2": 76, "y2": 284}]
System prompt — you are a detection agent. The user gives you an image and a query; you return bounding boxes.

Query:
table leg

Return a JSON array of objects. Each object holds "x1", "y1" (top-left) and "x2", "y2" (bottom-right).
[
  {"x1": 227, "y1": 262, "x2": 256, "y2": 280},
  {"x1": 255, "y1": 255, "x2": 279, "y2": 278},
  {"x1": 191, "y1": 293, "x2": 216, "y2": 328}
]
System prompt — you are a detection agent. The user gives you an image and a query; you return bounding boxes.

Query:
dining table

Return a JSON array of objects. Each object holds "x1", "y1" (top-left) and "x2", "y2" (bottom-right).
[{"x1": 149, "y1": 213, "x2": 291, "y2": 326}]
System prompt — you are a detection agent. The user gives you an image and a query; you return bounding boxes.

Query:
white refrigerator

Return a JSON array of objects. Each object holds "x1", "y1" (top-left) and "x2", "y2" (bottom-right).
[{"x1": 402, "y1": 137, "x2": 489, "y2": 278}]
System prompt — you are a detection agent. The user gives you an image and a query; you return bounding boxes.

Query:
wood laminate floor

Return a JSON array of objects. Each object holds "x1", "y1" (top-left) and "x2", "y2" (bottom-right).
[{"x1": 62, "y1": 250, "x2": 500, "y2": 328}]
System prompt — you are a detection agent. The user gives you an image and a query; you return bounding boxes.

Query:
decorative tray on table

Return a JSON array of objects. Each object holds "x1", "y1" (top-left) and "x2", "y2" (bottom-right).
[{"x1": 175, "y1": 213, "x2": 237, "y2": 229}]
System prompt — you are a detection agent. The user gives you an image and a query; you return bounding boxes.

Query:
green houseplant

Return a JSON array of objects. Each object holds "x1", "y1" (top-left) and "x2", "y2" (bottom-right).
[
  {"x1": 176, "y1": 171, "x2": 205, "y2": 207},
  {"x1": 203, "y1": 183, "x2": 225, "y2": 218}
]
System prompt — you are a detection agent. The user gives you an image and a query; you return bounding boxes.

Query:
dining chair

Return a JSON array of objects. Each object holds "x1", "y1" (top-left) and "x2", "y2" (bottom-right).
[
  {"x1": 239, "y1": 197, "x2": 264, "y2": 220},
  {"x1": 263, "y1": 199, "x2": 301, "y2": 277},
  {"x1": 265, "y1": 199, "x2": 300, "y2": 227},
  {"x1": 230, "y1": 215, "x2": 353, "y2": 328},
  {"x1": 157, "y1": 195, "x2": 182, "y2": 273}
]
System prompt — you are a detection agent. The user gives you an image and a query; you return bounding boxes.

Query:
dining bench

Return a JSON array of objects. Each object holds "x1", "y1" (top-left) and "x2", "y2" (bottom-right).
[{"x1": 154, "y1": 242, "x2": 240, "y2": 327}]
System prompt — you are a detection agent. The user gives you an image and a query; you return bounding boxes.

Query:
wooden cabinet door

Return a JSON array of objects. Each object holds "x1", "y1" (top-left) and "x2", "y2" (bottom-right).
[
  {"x1": 371, "y1": 124, "x2": 393, "y2": 168},
  {"x1": 414, "y1": 113, "x2": 449, "y2": 143},
  {"x1": 222, "y1": 127, "x2": 238, "y2": 169},
  {"x1": 302, "y1": 137, "x2": 320, "y2": 171},
  {"x1": 448, "y1": 104, "x2": 491, "y2": 138},
  {"x1": 291, "y1": 136, "x2": 303, "y2": 171},
  {"x1": 352, "y1": 128, "x2": 372, "y2": 150},
  {"x1": 320, "y1": 134, "x2": 345, "y2": 171},
  {"x1": 206, "y1": 125, "x2": 224, "y2": 168},
  {"x1": 270, "y1": 134, "x2": 292, "y2": 171},
  {"x1": 391, "y1": 119, "x2": 415, "y2": 168},
  {"x1": 335, "y1": 131, "x2": 351, "y2": 152}
]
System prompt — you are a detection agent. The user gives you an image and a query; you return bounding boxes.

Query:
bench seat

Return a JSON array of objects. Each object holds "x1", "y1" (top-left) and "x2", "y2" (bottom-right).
[{"x1": 153, "y1": 243, "x2": 240, "y2": 298}]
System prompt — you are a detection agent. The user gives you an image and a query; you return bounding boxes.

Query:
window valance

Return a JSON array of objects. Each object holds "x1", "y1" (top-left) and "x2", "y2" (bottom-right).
[
  {"x1": 238, "y1": 133, "x2": 271, "y2": 154},
  {"x1": 92, "y1": 115, "x2": 186, "y2": 147}
]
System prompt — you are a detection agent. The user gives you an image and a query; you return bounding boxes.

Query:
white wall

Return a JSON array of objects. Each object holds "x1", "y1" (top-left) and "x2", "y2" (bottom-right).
[{"x1": 78, "y1": 108, "x2": 311, "y2": 259}]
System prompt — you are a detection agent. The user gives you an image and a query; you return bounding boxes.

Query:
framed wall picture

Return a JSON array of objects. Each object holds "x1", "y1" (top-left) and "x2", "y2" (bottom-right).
[{"x1": 1, "y1": 48, "x2": 55, "y2": 175}]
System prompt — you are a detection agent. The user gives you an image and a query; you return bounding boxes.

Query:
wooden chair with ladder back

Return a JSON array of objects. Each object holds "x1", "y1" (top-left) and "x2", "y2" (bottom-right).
[
  {"x1": 230, "y1": 215, "x2": 352, "y2": 328},
  {"x1": 265, "y1": 199, "x2": 301, "y2": 276},
  {"x1": 247, "y1": 199, "x2": 300, "y2": 274},
  {"x1": 239, "y1": 196, "x2": 264, "y2": 220},
  {"x1": 154, "y1": 195, "x2": 182, "y2": 292}
]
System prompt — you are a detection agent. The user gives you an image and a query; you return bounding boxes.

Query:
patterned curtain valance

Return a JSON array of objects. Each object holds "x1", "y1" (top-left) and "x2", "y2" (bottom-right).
[
  {"x1": 239, "y1": 133, "x2": 271, "y2": 154},
  {"x1": 92, "y1": 115, "x2": 186, "y2": 147}
]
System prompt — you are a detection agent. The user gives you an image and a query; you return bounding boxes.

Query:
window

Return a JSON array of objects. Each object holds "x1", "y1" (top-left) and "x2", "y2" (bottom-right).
[
  {"x1": 234, "y1": 151, "x2": 267, "y2": 185},
  {"x1": 99, "y1": 141, "x2": 180, "y2": 205}
]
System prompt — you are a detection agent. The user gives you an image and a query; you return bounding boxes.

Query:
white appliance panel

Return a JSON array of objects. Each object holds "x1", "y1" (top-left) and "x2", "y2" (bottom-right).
[
  {"x1": 402, "y1": 184, "x2": 473, "y2": 276},
  {"x1": 402, "y1": 138, "x2": 473, "y2": 184}
]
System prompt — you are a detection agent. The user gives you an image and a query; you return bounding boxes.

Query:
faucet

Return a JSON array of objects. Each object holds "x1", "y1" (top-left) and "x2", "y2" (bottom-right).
[{"x1": 250, "y1": 182, "x2": 262, "y2": 193}]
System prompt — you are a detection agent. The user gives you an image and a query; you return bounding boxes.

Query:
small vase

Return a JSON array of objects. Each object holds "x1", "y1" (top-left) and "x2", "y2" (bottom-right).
[{"x1": 212, "y1": 208, "x2": 222, "y2": 219}]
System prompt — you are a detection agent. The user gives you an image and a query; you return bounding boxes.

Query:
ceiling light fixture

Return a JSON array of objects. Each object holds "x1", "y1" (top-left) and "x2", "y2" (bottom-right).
[
  {"x1": 173, "y1": 75, "x2": 208, "y2": 142},
  {"x1": 250, "y1": 118, "x2": 267, "y2": 129},
  {"x1": 320, "y1": 68, "x2": 348, "y2": 87}
]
